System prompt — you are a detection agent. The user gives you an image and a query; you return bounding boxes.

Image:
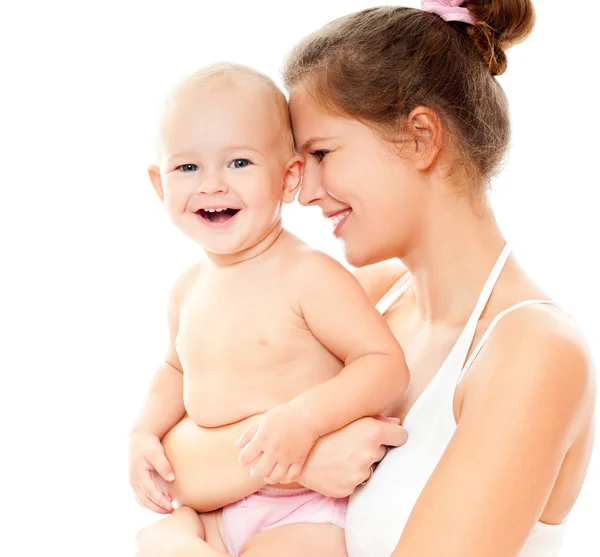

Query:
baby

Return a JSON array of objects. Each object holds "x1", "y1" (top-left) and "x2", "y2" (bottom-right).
[{"x1": 134, "y1": 63, "x2": 409, "y2": 556}]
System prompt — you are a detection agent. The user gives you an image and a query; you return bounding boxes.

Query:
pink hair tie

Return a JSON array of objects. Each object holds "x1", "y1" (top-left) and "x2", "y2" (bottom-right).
[{"x1": 421, "y1": 0, "x2": 477, "y2": 25}]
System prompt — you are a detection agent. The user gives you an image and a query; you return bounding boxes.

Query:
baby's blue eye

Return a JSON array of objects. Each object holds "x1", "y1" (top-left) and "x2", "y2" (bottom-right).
[
  {"x1": 178, "y1": 164, "x2": 198, "y2": 172},
  {"x1": 229, "y1": 159, "x2": 251, "y2": 169}
]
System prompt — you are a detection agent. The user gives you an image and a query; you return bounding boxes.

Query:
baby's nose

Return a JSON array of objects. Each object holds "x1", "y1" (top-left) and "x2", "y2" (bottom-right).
[{"x1": 197, "y1": 178, "x2": 228, "y2": 195}]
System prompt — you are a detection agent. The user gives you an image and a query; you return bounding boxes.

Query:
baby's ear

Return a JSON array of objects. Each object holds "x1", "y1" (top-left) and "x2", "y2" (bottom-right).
[
  {"x1": 148, "y1": 164, "x2": 165, "y2": 203},
  {"x1": 281, "y1": 156, "x2": 305, "y2": 204}
]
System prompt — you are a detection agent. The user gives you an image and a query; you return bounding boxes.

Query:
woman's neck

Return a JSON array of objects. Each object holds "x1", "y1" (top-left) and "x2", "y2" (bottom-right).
[{"x1": 400, "y1": 194, "x2": 507, "y2": 326}]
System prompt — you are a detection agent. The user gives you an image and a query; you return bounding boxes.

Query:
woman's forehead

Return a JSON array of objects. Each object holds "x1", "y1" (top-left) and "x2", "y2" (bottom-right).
[
  {"x1": 290, "y1": 91, "x2": 344, "y2": 143},
  {"x1": 290, "y1": 92, "x2": 373, "y2": 151}
]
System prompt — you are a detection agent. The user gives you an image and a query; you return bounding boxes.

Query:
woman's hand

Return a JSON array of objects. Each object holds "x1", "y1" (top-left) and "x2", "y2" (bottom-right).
[
  {"x1": 129, "y1": 430, "x2": 176, "y2": 514},
  {"x1": 297, "y1": 415, "x2": 408, "y2": 498}
]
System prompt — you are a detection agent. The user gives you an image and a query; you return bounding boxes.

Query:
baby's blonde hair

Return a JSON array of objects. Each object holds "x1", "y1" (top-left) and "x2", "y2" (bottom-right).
[{"x1": 163, "y1": 62, "x2": 295, "y2": 159}]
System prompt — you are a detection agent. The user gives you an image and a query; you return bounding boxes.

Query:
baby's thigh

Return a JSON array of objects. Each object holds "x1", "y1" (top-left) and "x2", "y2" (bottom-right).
[
  {"x1": 198, "y1": 509, "x2": 228, "y2": 553},
  {"x1": 240, "y1": 523, "x2": 347, "y2": 557}
]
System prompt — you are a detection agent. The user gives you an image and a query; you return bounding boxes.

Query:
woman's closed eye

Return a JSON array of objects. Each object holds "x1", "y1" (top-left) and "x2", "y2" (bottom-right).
[
  {"x1": 228, "y1": 159, "x2": 252, "y2": 169},
  {"x1": 310, "y1": 150, "x2": 329, "y2": 162}
]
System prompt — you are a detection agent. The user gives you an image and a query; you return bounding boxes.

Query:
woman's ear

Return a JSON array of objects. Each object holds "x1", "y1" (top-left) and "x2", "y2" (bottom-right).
[
  {"x1": 148, "y1": 164, "x2": 165, "y2": 203},
  {"x1": 406, "y1": 106, "x2": 443, "y2": 171},
  {"x1": 281, "y1": 155, "x2": 305, "y2": 204}
]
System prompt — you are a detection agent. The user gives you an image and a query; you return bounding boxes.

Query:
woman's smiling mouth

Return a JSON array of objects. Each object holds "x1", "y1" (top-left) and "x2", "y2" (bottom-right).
[{"x1": 327, "y1": 209, "x2": 352, "y2": 236}]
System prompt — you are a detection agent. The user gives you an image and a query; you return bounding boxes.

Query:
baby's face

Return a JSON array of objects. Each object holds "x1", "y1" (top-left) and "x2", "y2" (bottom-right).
[{"x1": 155, "y1": 81, "x2": 295, "y2": 255}]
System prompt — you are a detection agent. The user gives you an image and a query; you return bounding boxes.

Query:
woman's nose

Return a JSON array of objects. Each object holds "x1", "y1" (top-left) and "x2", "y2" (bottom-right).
[{"x1": 298, "y1": 165, "x2": 325, "y2": 206}]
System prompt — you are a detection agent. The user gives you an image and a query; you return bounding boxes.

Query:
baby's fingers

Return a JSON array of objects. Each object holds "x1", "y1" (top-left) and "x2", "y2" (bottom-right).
[
  {"x1": 146, "y1": 451, "x2": 175, "y2": 483},
  {"x1": 280, "y1": 463, "x2": 303, "y2": 485},
  {"x1": 250, "y1": 454, "x2": 276, "y2": 480},
  {"x1": 134, "y1": 485, "x2": 171, "y2": 514},
  {"x1": 235, "y1": 424, "x2": 259, "y2": 450},
  {"x1": 264, "y1": 463, "x2": 289, "y2": 485},
  {"x1": 142, "y1": 472, "x2": 173, "y2": 510},
  {"x1": 238, "y1": 438, "x2": 263, "y2": 467}
]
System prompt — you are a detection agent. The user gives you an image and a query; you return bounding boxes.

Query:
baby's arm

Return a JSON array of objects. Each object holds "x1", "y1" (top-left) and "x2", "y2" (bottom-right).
[
  {"x1": 128, "y1": 263, "x2": 200, "y2": 512},
  {"x1": 130, "y1": 264, "x2": 199, "y2": 437},
  {"x1": 293, "y1": 252, "x2": 409, "y2": 434},
  {"x1": 237, "y1": 252, "x2": 409, "y2": 483}
]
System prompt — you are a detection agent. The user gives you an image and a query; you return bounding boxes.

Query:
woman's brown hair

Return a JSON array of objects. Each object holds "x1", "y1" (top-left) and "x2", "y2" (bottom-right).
[{"x1": 283, "y1": 1, "x2": 536, "y2": 185}]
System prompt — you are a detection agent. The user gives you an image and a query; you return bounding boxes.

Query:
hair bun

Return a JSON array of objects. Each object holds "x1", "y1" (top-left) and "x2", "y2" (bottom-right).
[{"x1": 466, "y1": 0, "x2": 536, "y2": 75}]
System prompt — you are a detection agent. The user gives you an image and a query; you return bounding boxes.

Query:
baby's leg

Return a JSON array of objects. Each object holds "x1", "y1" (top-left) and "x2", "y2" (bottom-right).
[
  {"x1": 135, "y1": 506, "x2": 229, "y2": 557},
  {"x1": 240, "y1": 523, "x2": 348, "y2": 557}
]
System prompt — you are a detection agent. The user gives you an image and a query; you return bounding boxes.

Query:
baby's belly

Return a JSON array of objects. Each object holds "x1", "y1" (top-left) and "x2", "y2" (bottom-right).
[
  {"x1": 160, "y1": 415, "x2": 302, "y2": 512},
  {"x1": 160, "y1": 415, "x2": 263, "y2": 512},
  {"x1": 183, "y1": 361, "x2": 341, "y2": 427}
]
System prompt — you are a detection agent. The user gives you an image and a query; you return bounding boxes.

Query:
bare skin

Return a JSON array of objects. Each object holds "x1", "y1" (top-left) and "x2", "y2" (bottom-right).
[
  {"x1": 135, "y1": 87, "x2": 595, "y2": 557},
  {"x1": 130, "y1": 68, "x2": 409, "y2": 555}
]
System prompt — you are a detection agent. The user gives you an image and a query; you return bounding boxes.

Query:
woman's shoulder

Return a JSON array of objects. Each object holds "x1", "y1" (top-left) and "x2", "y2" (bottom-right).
[
  {"x1": 465, "y1": 302, "x2": 595, "y2": 435},
  {"x1": 352, "y1": 259, "x2": 409, "y2": 305}
]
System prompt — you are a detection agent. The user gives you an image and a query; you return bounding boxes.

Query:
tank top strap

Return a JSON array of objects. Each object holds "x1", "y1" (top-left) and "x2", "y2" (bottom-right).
[
  {"x1": 444, "y1": 244, "x2": 513, "y2": 377},
  {"x1": 376, "y1": 272, "x2": 412, "y2": 315},
  {"x1": 456, "y1": 299, "x2": 559, "y2": 385}
]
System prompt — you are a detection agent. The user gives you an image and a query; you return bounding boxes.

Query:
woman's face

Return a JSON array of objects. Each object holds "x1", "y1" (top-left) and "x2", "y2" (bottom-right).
[{"x1": 289, "y1": 89, "x2": 427, "y2": 267}]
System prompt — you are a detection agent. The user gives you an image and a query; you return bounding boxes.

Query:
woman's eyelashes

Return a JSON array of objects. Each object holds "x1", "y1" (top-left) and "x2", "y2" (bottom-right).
[{"x1": 310, "y1": 149, "x2": 329, "y2": 163}]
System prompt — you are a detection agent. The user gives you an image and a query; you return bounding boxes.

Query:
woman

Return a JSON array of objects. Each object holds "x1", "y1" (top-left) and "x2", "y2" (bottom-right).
[{"x1": 133, "y1": 2, "x2": 595, "y2": 556}]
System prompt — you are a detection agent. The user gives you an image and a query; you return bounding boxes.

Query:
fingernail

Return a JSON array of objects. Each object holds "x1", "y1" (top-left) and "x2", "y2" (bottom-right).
[
  {"x1": 168, "y1": 473, "x2": 175, "y2": 481},
  {"x1": 388, "y1": 417, "x2": 401, "y2": 424}
]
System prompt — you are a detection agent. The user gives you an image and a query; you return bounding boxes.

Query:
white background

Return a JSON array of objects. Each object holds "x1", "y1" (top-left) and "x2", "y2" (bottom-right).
[{"x1": 1, "y1": 1, "x2": 598, "y2": 555}]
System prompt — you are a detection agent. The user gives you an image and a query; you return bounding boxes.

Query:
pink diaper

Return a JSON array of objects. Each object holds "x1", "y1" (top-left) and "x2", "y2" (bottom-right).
[{"x1": 221, "y1": 486, "x2": 348, "y2": 556}]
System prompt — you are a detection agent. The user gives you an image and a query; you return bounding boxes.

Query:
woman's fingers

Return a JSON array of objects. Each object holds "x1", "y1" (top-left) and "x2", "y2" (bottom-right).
[
  {"x1": 373, "y1": 414, "x2": 401, "y2": 425},
  {"x1": 376, "y1": 420, "x2": 408, "y2": 448}
]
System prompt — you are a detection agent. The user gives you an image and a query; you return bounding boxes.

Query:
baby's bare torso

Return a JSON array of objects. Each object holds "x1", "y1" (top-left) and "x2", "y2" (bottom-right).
[{"x1": 177, "y1": 236, "x2": 343, "y2": 427}]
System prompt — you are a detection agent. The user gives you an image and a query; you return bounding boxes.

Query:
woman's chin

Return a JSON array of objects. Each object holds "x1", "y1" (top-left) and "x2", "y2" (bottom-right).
[{"x1": 344, "y1": 246, "x2": 379, "y2": 268}]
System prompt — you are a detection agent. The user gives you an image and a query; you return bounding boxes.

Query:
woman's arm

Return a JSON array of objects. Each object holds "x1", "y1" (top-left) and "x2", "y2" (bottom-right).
[
  {"x1": 160, "y1": 413, "x2": 408, "y2": 511},
  {"x1": 392, "y1": 310, "x2": 594, "y2": 557},
  {"x1": 298, "y1": 416, "x2": 408, "y2": 497}
]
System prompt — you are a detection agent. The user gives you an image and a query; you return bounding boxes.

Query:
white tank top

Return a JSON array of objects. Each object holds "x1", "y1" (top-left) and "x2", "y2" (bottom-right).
[{"x1": 345, "y1": 245, "x2": 568, "y2": 557}]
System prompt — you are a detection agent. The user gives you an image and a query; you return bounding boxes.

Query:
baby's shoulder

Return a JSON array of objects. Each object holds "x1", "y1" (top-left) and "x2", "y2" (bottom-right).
[
  {"x1": 284, "y1": 243, "x2": 352, "y2": 281},
  {"x1": 352, "y1": 260, "x2": 408, "y2": 305},
  {"x1": 168, "y1": 260, "x2": 204, "y2": 310}
]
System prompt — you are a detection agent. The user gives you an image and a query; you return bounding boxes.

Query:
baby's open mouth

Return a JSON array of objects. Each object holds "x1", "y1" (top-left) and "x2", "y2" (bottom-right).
[{"x1": 196, "y1": 208, "x2": 240, "y2": 224}]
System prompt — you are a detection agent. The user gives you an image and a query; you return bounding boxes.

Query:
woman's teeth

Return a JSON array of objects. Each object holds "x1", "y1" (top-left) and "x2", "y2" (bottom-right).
[{"x1": 329, "y1": 210, "x2": 351, "y2": 228}]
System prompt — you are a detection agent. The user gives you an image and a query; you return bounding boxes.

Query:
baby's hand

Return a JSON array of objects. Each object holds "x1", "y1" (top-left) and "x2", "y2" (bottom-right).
[
  {"x1": 128, "y1": 431, "x2": 175, "y2": 514},
  {"x1": 235, "y1": 401, "x2": 320, "y2": 485}
]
